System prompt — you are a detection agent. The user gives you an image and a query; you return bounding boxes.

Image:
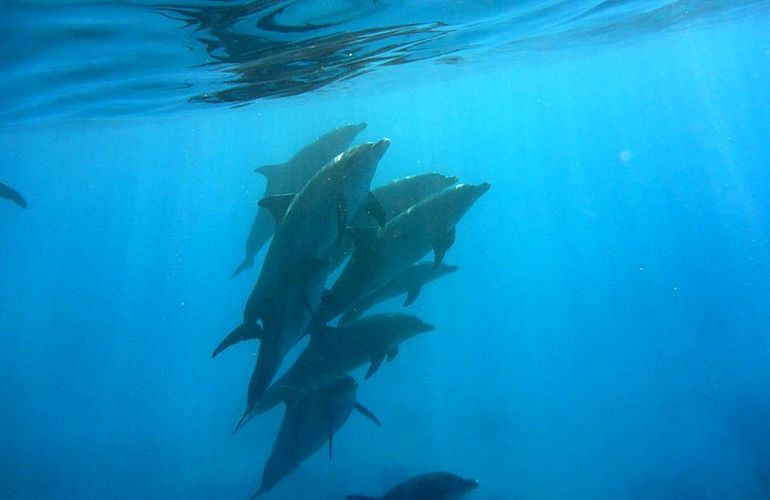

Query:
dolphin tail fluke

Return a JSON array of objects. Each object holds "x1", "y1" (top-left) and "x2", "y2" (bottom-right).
[
  {"x1": 230, "y1": 257, "x2": 254, "y2": 279},
  {"x1": 212, "y1": 323, "x2": 262, "y2": 358}
]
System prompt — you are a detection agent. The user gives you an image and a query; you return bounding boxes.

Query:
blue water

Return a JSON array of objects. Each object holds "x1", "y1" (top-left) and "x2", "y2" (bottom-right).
[{"x1": 2, "y1": 2, "x2": 770, "y2": 499}]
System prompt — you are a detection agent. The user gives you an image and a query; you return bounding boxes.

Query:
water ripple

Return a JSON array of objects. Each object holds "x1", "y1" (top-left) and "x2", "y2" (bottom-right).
[{"x1": 1, "y1": 0, "x2": 767, "y2": 124}]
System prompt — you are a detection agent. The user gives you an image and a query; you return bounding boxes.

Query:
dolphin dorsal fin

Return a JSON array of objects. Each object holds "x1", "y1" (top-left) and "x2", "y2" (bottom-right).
[
  {"x1": 254, "y1": 163, "x2": 284, "y2": 179},
  {"x1": 403, "y1": 286, "x2": 421, "y2": 307},
  {"x1": 364, "y1": 191, "x2": 387, "y2": 227},
  {"x1": 347, "y1": 226, "x2": 379, "y2": 255},
  {"x1": 365, "y1": 352, "x2": 386, "y2": 379},
  {"x1": 354, "y1": 402, "x2": 382, "y2": 426},
  {"x1": 433, "y1": 225, "x2": 456, "y2": 268},
  {"x1": 386, "y1": 345, "x2": 399, "y2": 362},
  {"x1": 258, "y1": 193, "x2": 295, "y2": 224}
]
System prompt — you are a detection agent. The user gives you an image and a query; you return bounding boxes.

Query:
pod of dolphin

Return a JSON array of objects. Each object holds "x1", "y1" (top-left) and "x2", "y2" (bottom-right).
[{"x1": 217, "y1": 122, "x2": 488, "y2": 498}]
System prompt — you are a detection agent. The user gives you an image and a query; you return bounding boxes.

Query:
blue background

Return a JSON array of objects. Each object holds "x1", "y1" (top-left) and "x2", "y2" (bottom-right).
[{"x1": 2, "y1": 13, "x2": 770, "y2": 499}]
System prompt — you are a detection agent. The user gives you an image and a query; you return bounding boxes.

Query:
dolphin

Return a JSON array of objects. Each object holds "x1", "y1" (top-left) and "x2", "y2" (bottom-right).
[
  {"x1": 365, "y1": 173, "x2": 459, "y2": 224},
  {"x1": 330, "y1": 173, "x2": 459, "y2": 269},
  {"x1": 339, "y1": 262, "x2": 459, "y2": 324},
  {"x1": 0, "y1": 182, "x2": 27, "y2": 209},
  {"x1": 231, "y1": 122, "x2": 367, "y2": 278},
  {"x1": 215, "y1": 139, "x2": 390, "y2": 431},
  {"x1": 347, "y1": 472, "x2": 480, "y2": 500},
  {"x1": 253, "y1": 375, "x2": 380, "y2": 497},
  {"x1": 243, "y1": 313, "x2": 433, "y2": 421},
  {"x1": 318, "y1": 182, "x2": 490, "y2": 323}
]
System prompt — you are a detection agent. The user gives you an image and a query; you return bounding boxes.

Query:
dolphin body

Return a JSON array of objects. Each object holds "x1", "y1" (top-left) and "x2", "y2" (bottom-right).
[
  {"x1": 232, "y1": 122, "x2": 367, "y2": 278},
  {"x1": 318, "y1": 182, "x2": 491, "y2": 323},
  {"x1": 339, "y1": 261, "x2": 459, "y2": 324},
  {"x1": 0, "y1": 182, "x2": 27, "y2": 209},
  {"x1": 366, "y1": 173, "x2": 459, "y2": 224},
  {"x1": 331, "y1": 173, "x2": 459, "y2": 269},
  {"x1": 216, "y1": 139, "x2": 390, "y2": 430},
  {"x1": 245, "y1": 313, "x2": 433, "y2": 421},
  {"x1": 253, "y1": 375, "x2": 381, "y2": 497},
  {"x1": 347, "y1": 472, "x2": 480, "y2": 500}
]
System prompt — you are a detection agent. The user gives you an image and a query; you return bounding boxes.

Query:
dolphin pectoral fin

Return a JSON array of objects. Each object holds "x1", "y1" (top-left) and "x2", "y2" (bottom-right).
[
  {"x1": 354, "y1": 402, "x2": 382, "y2": 426},
  {"x1": 336, "y1": 196, "x2": 348, "y2": 244},
  {"x1": 232, "y1": 408, "x2": 255, "y2": 435},
  {"x1": 258, "y1": 193, "x2": 295, "y2": 224},
  {"x1": 403, "y1": 286, "x2": 422, "y2": 306},
  {"x1": 347, "y1": 226, "x2": 379, "y2": 254},
  {"x1": 386, "y1": 345, "x2": 399, "y2": 362},
  {"x1": 254, "y1": 163, "x2": 283, "y2": 178},
  {"x1": 364, "y1": 191, "x2": 387, "y2": 227},
  {"x1": 433, "y1": 226, "x2": 456, "y2": 268},
  {"x1": 365, "y1": 353, "x2": 386, "y2": 379},
  {"x1": 212, "y1": 323, "x2": 262, "y2": 358},
  {"x1": 230, "y1": 257, "x2": 254, "y2": 279}
]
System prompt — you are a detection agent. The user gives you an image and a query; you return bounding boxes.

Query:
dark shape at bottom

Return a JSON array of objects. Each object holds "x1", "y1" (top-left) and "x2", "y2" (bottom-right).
[{"x1": 348, "y1": 471, "x2": 480, "y2": 500}]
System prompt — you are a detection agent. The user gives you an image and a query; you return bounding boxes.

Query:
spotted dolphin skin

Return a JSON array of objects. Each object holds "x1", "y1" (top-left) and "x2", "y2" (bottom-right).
[
  {"x1": 231, "y1": 122, "x2": 367, "y2": 278},
  {"x1": 253, "y1": 375, "x2": 380, "y2": 497},
  {"x1": 347, "y1": 472, "x2": 480, "y2": 500},
  {"x1": 319, "y1": 182, "x2": 491, "y2": 323},
  {"x1": 339, "y1": 261, "x2": 459, "y2": 324},
  {"x1": 217, "y1": 139, "x2": 390, "y2": 432},
  {"x1": 242, "y1": 313, "x2": 434, "y2": 421},
  {"x1": 0, "y1": 182, "x2": 27, "y2": 209}
]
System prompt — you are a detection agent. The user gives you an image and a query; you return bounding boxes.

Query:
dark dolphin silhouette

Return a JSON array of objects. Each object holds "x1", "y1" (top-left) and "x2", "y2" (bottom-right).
[
  {"x1": 339, "y1": 261, "x2": 459, "y2": 324},
  {"x1": 348, "y1": 472, "x2": 480, "y2": 500},
  {"x1": 331, "y1": 172, "x2": 459, "y2": 269},
  {"x1": 319, "y1": 182, "x2": 490, "y2": 323},
  {"x1": 253, "y1": 375, "x2": 380, "y2": 497},
  {"x1": 242, "y1": 313, "x2": 433, "y2": 423},
  {"x1": 232, "y1": 122, "x2": 367, "y2": 278},
  {"x1": 215, "y1": 140, "x2": 390, "y2": 433}
]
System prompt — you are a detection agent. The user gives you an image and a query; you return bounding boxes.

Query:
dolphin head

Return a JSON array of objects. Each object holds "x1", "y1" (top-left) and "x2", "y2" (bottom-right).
[
  {"x1": 437, "y1": 182, "x2": 491, "y2": 223},
  {"x1": 333, "y1": 138, "x2": 390, "y2": 192},
  {"x1": 438, "y1": 473, "x2": 480, "y2": 498},
  {"x1": 457, "y1": 477, "x2": 480, "y2": 495},
  {"x1": 372, "y1": 313, "x2": 435, "y2": 343}
]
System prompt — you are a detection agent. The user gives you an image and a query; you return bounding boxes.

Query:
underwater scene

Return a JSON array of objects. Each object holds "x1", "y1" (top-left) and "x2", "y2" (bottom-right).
[{"x1": 2, "y1": 1, "x2": 770, "y2": 499}]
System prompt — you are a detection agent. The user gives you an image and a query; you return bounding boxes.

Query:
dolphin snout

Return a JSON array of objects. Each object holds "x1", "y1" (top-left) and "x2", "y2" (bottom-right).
[
  {"x1": 373, "y1": 137, "x2": 390, "y2": 154},
  {"x1": 465, "y1": 478, "x2": 480, "y2": 491},
  {"x1": 420, "y1": 322, "x2": 436, "y2": 333}
]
